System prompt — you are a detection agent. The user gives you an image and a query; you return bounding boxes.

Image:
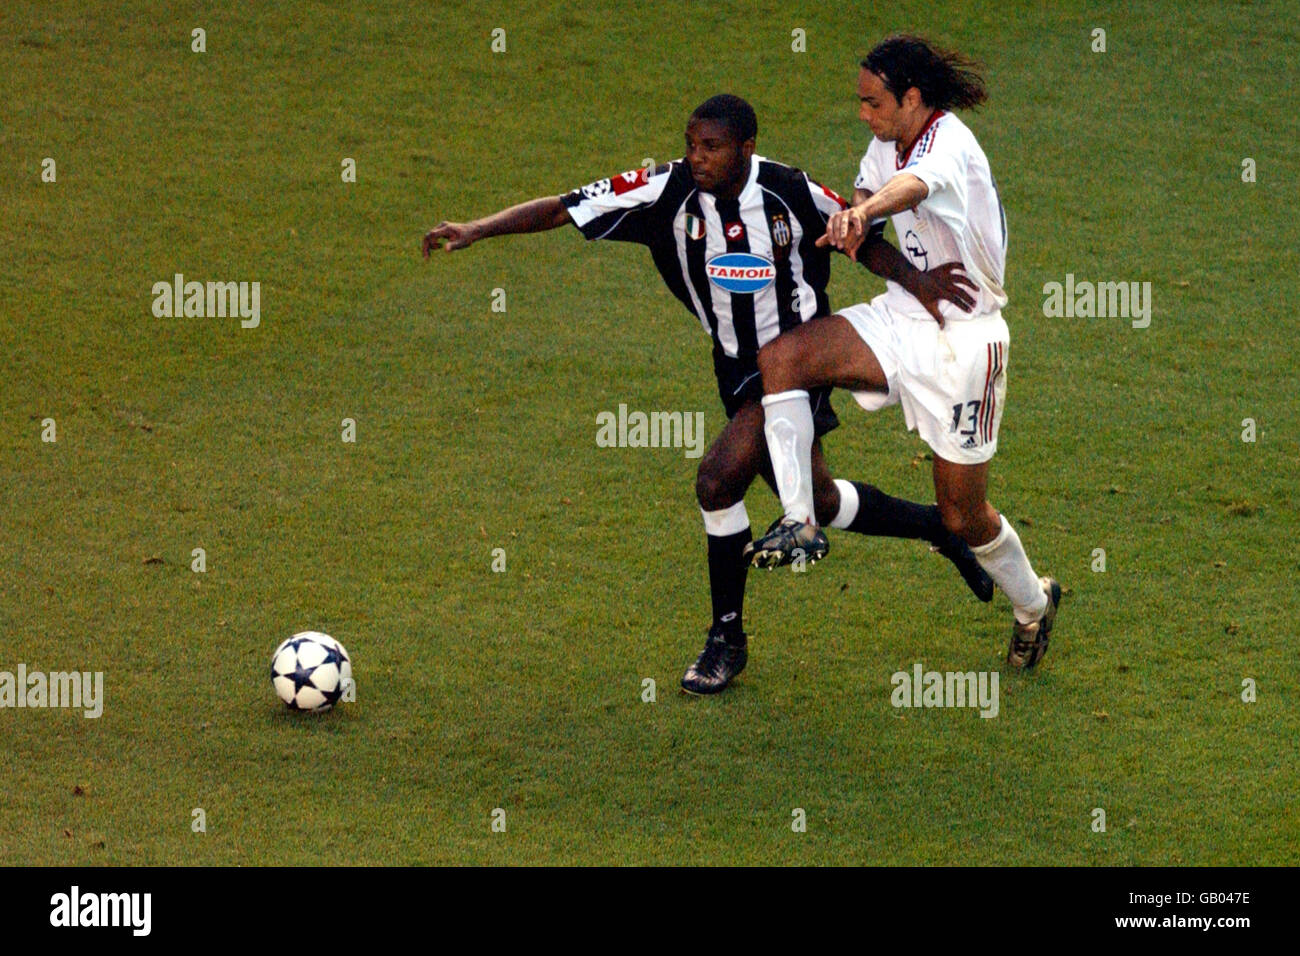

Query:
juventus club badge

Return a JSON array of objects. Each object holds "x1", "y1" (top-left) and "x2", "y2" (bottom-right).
[
  {"x1": 771, "y1": 214, "x2": 791, "y2": 247},
  {"x1": 771, "y1": 214, "x2": 792, "y2": 260}
]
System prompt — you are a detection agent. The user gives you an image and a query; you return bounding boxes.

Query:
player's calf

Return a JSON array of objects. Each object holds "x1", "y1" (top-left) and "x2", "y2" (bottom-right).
[{"x1": 811, "y1": 472, "x2": 842, "y2": 528}]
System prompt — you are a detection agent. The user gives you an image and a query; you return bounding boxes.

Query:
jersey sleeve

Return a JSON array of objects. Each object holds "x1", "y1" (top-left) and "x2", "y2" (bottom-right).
[
  {"x1": 853, "y1": 147, "x2": 890, "y2": 230},
  {"x1": 802, "y1": 172, "x2": 848, "y2": 222},
  {"x1": 903, "y1": 128, "x2": 970, "y2": 225},
  {"x1": 853, "y1": 148, "x2": 882, "y2": 194},
  {"x1": 561, "y1": 164, "x2": 673, "y2": 244}
]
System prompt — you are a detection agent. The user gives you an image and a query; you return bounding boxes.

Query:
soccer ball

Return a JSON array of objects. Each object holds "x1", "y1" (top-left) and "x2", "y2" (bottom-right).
[{"x1": 270, "y1": 631, "x2": 353, "y2": 712}]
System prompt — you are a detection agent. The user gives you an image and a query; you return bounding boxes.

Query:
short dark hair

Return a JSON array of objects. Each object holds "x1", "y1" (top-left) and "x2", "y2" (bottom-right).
[
  {"x1": 862, "y1": 36, "x2": 988, "y2": 110},
  {"x1": 689, "y1": 94, "x2": 758, "y2": 144}
]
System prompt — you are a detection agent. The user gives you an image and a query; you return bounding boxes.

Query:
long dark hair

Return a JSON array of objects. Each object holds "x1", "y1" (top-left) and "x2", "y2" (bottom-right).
[{"x1": 862, "y1": 36, "x2": 988, "y2": 110}]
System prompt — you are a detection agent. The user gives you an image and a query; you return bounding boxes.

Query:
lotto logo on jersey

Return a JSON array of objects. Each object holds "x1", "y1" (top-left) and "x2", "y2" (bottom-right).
[
  {"x1": 724, "y1": 221, "x2": 746, "y2": 241},
  {"x1": 705, "y1": 252, "x2": 776, "y2": 294},
  {"x1": 611, "y1": 167, "x2": 650, "y2": 195}
]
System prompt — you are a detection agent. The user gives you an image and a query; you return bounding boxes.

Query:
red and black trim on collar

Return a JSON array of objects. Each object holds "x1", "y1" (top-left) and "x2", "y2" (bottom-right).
[{"x1": 896, "y1": 109, "x2": 946, "y2": 170}]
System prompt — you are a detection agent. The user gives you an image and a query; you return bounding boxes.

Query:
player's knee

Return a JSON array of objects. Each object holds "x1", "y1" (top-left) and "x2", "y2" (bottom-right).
[
  {"x1": 938, "y1": 500, "x2": 971, "y2": 540},
  {"x1": 939, "y1": 499, "x2": 996, "y2": 544},
  {"x1": 695, "y1": 462, "x2": 736, "y2": 511}
]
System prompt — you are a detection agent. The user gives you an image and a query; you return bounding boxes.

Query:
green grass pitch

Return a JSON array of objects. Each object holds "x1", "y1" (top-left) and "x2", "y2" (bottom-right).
[{"x1": 3, "y1": 0, "x2": 1298, "y2": 865}]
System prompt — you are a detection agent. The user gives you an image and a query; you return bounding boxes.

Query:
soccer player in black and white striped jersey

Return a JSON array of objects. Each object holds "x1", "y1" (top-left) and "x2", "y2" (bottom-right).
[{"x1": 423, "y1": 94, "x2": 987, "y2": 694}]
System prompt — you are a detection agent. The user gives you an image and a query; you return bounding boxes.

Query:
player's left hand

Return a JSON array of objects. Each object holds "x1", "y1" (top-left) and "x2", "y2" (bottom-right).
[{"x1": 913, "y1": 261, "x2": 978, "y2": 328}]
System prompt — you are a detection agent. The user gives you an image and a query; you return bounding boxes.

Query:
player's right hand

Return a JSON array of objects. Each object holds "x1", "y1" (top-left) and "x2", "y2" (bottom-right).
[
  {"x1": 816, "y1": 207, "x2": 866, "y2": 254},
  {"x1": 422, "y1": 221, "x2": 477, "y2": 257},
  {"x1": 913, "y1": 261, "x2": 978, "y2": 328}
]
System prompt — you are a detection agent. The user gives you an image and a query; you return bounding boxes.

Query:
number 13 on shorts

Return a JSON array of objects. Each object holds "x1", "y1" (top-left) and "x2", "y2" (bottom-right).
[
  {"x1": 946, "y1": 340, "x2": 1006, "y2": 454},
  {"x1": 950, "y1": 400, "x2": 982, "y2": 436}
]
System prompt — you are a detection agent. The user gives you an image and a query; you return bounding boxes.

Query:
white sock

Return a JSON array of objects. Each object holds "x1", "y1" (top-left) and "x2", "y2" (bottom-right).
[
  {"x1": 829, "y1": 478, "x2": 859, "y2": 530},
  {"x1": 970, "y1": 517, "x2": 1047, "y2": 624},
  {"x1": 762, "y1": 389, "x2": 816, "y2": 524},
  {"x1": 700, "y1": 500, "x2": 750, "y2": 537}
]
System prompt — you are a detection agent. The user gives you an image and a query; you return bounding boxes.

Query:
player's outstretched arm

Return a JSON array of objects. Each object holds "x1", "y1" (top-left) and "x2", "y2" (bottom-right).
[
  {"x1": 422, "y1": 196, "x2": 571, "y2": 257},
  {"x1": 817, "y1": 173, "x2": 928, "y2": 258}
]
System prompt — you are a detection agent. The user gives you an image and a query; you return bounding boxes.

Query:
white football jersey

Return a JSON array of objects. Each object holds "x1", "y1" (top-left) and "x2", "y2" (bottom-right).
[{"x1": 855, "y1": 110, "x2": 1008, "y2": 323}]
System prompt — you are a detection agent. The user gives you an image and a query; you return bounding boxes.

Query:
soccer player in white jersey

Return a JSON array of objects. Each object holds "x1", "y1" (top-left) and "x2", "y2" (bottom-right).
[
  {"x1": 746, "y1": 38, "x2": 1062, "y2": 669},
  {"x1": 423, "y1": 95, "x2": 992, "y2": 693}
]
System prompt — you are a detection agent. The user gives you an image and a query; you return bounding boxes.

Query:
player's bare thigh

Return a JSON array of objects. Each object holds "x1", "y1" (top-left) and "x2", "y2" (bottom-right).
[{"x1": 756, "y1": 314, "x2": 888, "y2": 394}]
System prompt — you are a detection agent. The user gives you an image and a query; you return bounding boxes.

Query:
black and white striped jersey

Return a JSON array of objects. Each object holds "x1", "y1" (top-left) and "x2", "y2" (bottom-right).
[{"x1": 561, "y1": 156, "x2": 847, "y2": 360}]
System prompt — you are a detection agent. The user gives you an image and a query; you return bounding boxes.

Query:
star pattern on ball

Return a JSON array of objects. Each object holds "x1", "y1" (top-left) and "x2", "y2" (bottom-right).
[
  {"x1": 289, "y1": 658, "x2": 319, "y2": 693},
  {"x1": 271, "y1": 634, "x2": 352, "y2": 712}
]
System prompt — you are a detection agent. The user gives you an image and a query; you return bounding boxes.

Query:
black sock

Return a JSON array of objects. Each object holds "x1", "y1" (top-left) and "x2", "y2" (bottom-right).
[
  {"x1": 707, "y1": 527, "x2": 751, "y2": 641},
  {"x1": 844, "y1": 482, "x2": 947, "y2": 545}
]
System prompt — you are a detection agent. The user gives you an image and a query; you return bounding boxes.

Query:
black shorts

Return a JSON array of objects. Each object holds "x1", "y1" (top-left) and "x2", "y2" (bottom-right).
[{"x1": 713, "y1": 348, "x2": 839, "y2": 437}]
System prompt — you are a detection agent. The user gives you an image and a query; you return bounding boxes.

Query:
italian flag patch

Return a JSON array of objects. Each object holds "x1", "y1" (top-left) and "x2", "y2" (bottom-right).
[{"x1": 684, "y1": 214, "x2": 706, "y2": 241}]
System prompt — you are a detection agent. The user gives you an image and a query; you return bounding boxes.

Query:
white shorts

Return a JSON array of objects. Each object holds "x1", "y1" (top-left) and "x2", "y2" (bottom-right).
[{"x1": 838, "y1": 297, "x2": 1009, "y2": 465}]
